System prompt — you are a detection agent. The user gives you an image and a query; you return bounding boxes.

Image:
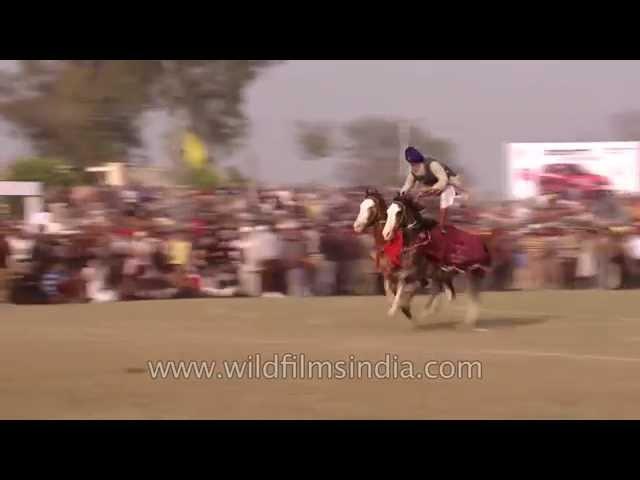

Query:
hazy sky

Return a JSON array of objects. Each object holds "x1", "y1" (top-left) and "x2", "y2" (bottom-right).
[
  {"x1": 4, "y1": 60, "x2": 640, "y2": 195},
  {"x1": 240, "y1": 60, "x2": 640, "y2": 194}
]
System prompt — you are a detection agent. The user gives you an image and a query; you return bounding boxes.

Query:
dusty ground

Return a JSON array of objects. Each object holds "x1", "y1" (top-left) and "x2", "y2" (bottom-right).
[{"x1": 1, "y1": 290, "x2": 640, "y2": 419}]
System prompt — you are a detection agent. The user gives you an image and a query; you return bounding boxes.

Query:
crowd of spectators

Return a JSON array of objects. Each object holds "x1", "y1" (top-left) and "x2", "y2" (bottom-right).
[{"x1": 2, "y1": 183, "x2": 640, "y2": 304}]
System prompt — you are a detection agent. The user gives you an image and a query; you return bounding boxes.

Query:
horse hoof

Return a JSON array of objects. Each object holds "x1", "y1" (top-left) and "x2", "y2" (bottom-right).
[
  {"x1": 420, "y1": 306, "x2": 435, "y2": 321},
  {"x1": 430, "y1": 295, "x2": 444, "y2": 314},
  {"x1": 387, "y1": 307, "x2": 397, "y2": 317},
  {"x1": 444, "y1": 287, "x2": 453, "y2": 302},
  {"x1": 401, "y1": 306, "x2": 412, "y2": 320}
]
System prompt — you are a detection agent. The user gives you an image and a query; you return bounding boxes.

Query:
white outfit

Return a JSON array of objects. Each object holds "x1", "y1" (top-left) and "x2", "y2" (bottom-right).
[
  {"x1": 82, "y1": 265, "x2": 117, "y2": 303},
  {"x1": 401, "y1": 160, "x2": 462, "y2": 209},
  {"x1": 440, "y1": 185, "x2": 457, "y2": 209},
  {"x1": 624, "y1": 235, "x2": 640, "y2": 260},
  {"x1": 576, "y1": 240, "x2": 597, "y2": 279}
]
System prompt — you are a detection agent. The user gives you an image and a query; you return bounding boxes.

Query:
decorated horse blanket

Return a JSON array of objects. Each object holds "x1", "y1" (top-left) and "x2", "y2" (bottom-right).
[{"x1": 381, "y1": 226, "x2": 490, "y2": 272}]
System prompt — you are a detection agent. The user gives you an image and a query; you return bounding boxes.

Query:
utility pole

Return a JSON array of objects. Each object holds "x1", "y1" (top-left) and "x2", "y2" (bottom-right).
[
  {"x1": 397, "y1": 116, "x2": 431, "y2": 180},
  {"x1": 244, "y1": 149, "x2": 260, "y2": 207},
  {"x1": 397, "y1": 119, "x2": 411, "y2": 181}
]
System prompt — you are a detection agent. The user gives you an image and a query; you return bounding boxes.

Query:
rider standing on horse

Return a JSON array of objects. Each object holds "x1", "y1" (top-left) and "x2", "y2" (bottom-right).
[{"x1": 400, "y1": 146, "x2": 463, "y2": 233}]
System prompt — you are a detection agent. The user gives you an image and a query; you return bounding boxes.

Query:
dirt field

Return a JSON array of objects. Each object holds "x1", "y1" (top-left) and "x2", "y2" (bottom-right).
[{"x1": 1, "y1": 290, "x2": 640, "y2": 419}]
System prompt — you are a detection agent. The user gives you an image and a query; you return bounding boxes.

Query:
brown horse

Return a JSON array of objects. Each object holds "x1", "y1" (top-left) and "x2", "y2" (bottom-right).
[
  {"x1": 382, "y1": 194, "x2": 491, "y2": 326},
  {"x1": 353, "y1": 189, "x2": 399, "y2": 305},
  {"x1": 353, "y1": 189, "x2": 447, "y2": 321}
]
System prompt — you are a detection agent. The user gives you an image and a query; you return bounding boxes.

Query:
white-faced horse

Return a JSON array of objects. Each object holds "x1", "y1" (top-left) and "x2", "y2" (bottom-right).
[
  {"x1": 353, "y1": 189, "x2": 406, "y2": 313},
  {"x1": 353, "y1": 189, "x2": 446, "y2": 322},
  {"x1": 382, "y1": 194, "x2": 490, "y2": 326}
]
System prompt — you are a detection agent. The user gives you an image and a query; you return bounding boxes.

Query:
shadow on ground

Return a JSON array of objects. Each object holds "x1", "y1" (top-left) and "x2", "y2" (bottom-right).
[
  {"x1": 476, "y1": 315, "x2": 552, "y2": 329},
  {"x1": 411, "y1": 315, "x2": 552, "y2": 331}
]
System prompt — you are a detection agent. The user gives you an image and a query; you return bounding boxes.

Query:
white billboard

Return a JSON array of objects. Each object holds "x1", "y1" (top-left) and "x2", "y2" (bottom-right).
[{"x1": 506, "y1": 142, "x2": 640, "y2": 199}]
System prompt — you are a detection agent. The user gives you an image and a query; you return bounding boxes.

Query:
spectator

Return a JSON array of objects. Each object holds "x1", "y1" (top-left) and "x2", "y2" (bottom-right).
[
  {"x1": 81, "y1": 259, "x2": 117, "y2": 303},
  {"x1": 0, "y1": 227, "x2": 9, "y2": 303},
  {"x1": 575, "y1": 231, "x2": 598, "y2": 289},
  {"x1": 6, "y1": 180, "x2": 640, "y2": 304},
  {"x1": 511, "y1": 242, "x2": 529, "y2": 291},
  {"x1": 623, "y1": 231, "x2": 640, "y2": 286},
  {"x1": 281, "y1": 223, "x2": 309, "y2": 297},
  {"x1": 40, "y1": 262, "x2": 67, "y2": 304},
  {"x1": 556, "y1": 232, "x2": 580, "y2": 289},
  {"x1": 255, "y1": 224, "x2": 285, "y2": 296},
  {"x1": 167, "y1": 230, "x2": 193, "y2": 274},
  {"x1": 236, "y1": 226, "x2": 263, "y2": 296}
]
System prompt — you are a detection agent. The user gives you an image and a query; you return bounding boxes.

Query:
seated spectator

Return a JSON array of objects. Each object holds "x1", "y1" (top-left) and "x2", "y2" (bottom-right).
[
  {"x1": 167, "y1": 231, "x2": 192, "y2": 271},
  {"x1": 281, "y1": 223, "x2": 309, "y2": 297},
  {"x1": 40, "y1": 263, "x2": 68, "y2": 304},
  {"x1": 0, "y1": 227, "x2": 9, "y2": 303},
  {"x1": 575, "y1": 231, "x2": 598, "y2": 289},
  {"x1": 256, "y1": 224, "x2": 285, "y2": 296},
  {"x1": 81, "y1": 259, "x2": 117, "y2": 303}
]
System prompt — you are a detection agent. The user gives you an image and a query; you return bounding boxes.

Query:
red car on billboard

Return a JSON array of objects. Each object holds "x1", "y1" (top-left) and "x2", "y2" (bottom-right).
[{"x1": 518, "y1": 163, "x2": 612, "y2": 198}]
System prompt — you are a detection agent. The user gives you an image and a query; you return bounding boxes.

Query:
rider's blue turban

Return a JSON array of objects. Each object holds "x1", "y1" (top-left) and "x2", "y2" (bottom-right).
[{"x1": 405, "y1": 146, "x2": 425, "y2": 164}]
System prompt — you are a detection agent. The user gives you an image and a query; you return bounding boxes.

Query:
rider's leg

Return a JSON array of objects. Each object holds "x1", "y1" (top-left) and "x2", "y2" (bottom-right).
[
  {"x1": 439, "y1": 185, "x2": 456, "y2": 234},
  {"x1": 439, "y1": 207, "x2": 448, "y2": 232},
  {"x1": 436, "y1": 186, "x2": 456, "y2": 267}
]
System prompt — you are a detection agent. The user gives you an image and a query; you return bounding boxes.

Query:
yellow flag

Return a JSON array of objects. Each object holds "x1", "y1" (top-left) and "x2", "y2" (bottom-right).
[{"x1": 182, "y1": 132, "x2": 208, "y2": 169}]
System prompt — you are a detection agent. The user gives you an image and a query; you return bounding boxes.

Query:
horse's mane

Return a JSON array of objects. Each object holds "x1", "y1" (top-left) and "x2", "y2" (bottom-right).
[
  {"x1": 364, "y1": 188, "x2": 387, "y2": 210},
  {"x1": 392, "y1": 193, "x2": 439, "y2": 230}
]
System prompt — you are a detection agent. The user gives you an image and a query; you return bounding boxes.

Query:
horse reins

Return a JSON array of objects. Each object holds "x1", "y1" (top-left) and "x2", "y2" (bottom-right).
[
  {"x1": 364, "y1": 195, "x2": 432, "y2": 272},
  {"x1": 403, "y1": 230, "x2": 432, "y2": 252},
  {"x1": 392, "y1": 200, "x2": 433, "y2": 254}
]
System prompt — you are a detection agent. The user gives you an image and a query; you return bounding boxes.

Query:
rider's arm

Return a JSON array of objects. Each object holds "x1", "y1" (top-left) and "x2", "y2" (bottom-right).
[
  {"x1": 429, "y1": 162, "x2": 449, "y2": 191},
  {"x1": 400, "y1": 171, "x2": 415, "y2": 195}
]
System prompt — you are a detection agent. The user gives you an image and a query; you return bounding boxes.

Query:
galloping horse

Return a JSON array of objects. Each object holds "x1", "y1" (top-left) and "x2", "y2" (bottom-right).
[
  {"x1": 353, "y1": 189, "x2": 447, "y2": 321},
  {"x1": 382, "y1": 194, "x2": 491, "y2": 326},
  {"x1": 353, "y1": 189, "x2": 403, "y2": 310}
]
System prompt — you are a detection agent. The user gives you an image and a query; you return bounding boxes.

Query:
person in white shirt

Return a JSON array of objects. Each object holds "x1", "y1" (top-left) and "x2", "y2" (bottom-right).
[{"x1": 81, "y1": 259, "x2": 117, "y2": 303}]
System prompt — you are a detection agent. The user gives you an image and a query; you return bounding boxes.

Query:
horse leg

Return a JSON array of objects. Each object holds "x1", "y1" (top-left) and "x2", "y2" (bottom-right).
[
  {"x1": 444, "y1": 274, "x2": 456, "y2": 302},
  {"x1": 420, "y1": 266, "x2": 453, "y2": 320},
  {"x1": 463, "y1": 269, "x2": 484, "y2": 327},
  {"x1": 383, "y1": 276, "x2": 396, "y2": 305},
  {"x1": 427, "y1": 288, "x2": 446, "y2": 316},
  {"x1": 420, "y1": 277, "x2": 444, "y2": 320},
  {"x1": 399, "y1": 280, "x2": 420, "y2": 321},
  {"x1": 388, "y1": 279, "x2": 404, "y2": 317}
]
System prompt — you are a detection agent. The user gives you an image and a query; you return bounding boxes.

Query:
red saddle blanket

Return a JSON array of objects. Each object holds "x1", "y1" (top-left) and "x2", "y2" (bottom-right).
[
  {"x1": 421, "y1": 225, "x2": 491, "y2": 270},
  {"x1": 382, "y1": 230, "x2": 404, "y2": 269},
  {"x1": 381, "y1": 226, "x2": 491, "y2": 272}
]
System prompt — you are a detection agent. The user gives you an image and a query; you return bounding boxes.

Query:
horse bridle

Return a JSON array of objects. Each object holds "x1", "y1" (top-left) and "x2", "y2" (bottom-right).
[
  {"x1": 390, "y1": 199, "x2": 433, "y2": 251},
  {"x1": 390, "y1": 200, "x2": 410, "y2": 231},
  {"x1": 362, "y1": 193, "x2": 387, "y2": 230}
]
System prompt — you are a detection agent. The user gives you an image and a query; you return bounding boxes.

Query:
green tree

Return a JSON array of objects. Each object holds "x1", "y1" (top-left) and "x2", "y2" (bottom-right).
[
  {"x1": 296, "y1": 116, "x2": 457, "y2": 186},
  {"x1": 224, "y1": 165, "x2": 249, "y2": 186},
  {"x1": 180, "y1": 166, "x2": 221, "y2": 190},
  {"x1": 4, "y1": 157, "x2": 82, "y2": 187},
  {"x1": 0, "y1": 60, "x2": 280, "y2": 170},
  {"x1": 295, "y1": 121, "x2": 334, "y2": 159}
]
